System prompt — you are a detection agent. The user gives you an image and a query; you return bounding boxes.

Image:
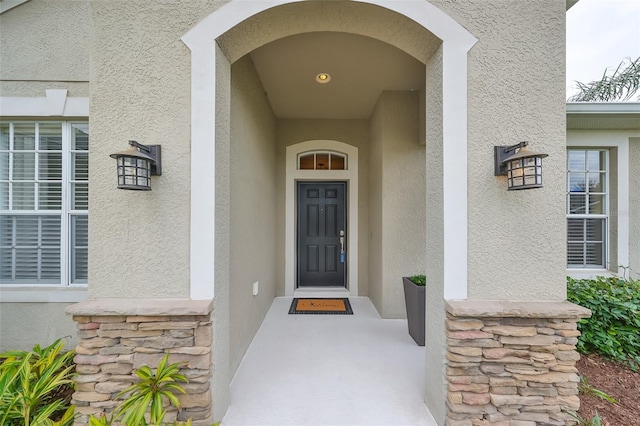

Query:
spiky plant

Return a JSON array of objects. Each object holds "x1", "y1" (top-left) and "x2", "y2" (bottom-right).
[
  {"x1": 568, "y1": 57, "x2": 640, "y2": 102},
  {"x1": 113, "y1": 353, "x2": 188, "y2": 426},
  {"x1": 0, "y1": 339, "x2": 75, "y2": 426}
]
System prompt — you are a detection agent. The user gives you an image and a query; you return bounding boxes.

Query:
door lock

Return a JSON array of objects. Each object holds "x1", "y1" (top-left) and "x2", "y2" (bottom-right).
[{"x1": 340, "y1": 230, "x2": 345, "y2": 263}]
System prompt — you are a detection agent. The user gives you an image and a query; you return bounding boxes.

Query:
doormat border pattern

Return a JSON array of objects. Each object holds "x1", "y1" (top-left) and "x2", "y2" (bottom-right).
[{"x1": 288, "y1": 298, "x2": 353, "y2": 315}]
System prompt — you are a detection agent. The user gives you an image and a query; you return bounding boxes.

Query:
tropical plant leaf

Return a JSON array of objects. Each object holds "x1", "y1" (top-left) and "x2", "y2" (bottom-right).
[
  {"x1": 0, "y1": 339, "x2": 75, "y2": 426},
  {"x1": 569, "y1": 57, "x2": 640, "y2": 102}
]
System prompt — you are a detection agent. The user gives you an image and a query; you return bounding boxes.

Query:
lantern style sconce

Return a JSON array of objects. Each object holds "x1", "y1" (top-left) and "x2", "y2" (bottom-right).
[
  {"x1": 110, "y1": 140, "x2": 162, "y2": 190},
  {"x1": 494, "y1": 141, "x2": 548, "y2": 190}
]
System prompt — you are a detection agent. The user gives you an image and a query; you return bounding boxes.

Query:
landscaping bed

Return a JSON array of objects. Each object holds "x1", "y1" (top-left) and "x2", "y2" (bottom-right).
[
  {"x1": 568, "y1": 275, "x2": 640, "y2": 425},
  {"x1": 577, "y1": 353, "x2": 640, "y2": 425}
]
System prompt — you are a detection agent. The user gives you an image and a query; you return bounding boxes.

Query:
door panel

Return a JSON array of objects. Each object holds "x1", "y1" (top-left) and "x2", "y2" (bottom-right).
[{"x1": 298, "y1": 182, "x2": 346, "y2": 287}]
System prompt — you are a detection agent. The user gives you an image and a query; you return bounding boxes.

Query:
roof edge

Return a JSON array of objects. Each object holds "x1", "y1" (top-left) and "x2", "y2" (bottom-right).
[{"x1": 567, "y1": 102, "x2": 640, "y2": 114}]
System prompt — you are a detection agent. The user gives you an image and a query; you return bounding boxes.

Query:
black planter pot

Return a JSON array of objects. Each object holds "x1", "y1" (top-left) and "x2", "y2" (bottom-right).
[{"x1": 403, "y1": 277, "x2": 425, "y2": 346}]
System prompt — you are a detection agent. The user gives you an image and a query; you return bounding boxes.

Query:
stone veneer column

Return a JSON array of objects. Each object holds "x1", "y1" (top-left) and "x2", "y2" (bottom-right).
[
  {"x1": 65, "y1": 299, "x2": 213, "y2": 426},
  {"x1": 444, "y1": 300, "x2": 591, "y2": 426}
]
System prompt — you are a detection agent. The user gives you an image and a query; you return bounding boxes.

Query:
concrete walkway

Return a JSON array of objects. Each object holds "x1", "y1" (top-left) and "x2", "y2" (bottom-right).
[{"x1": 221, "y1": 297, "x2": 438, "y2": 426}]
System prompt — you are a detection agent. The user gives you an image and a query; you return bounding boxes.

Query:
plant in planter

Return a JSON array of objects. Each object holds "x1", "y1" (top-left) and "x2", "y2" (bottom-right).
[{"x1": 403, "y1": 274, "x2": 426, "y2": 346}]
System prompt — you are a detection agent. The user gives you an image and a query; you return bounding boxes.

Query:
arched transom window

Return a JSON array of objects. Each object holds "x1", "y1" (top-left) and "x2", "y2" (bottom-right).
[{"x1": 297, "y1": 151, "x2": 347, "y2": 170}]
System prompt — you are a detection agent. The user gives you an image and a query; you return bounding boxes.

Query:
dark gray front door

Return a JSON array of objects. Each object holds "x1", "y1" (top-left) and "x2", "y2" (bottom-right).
[{"x1": 297, "y1": 182, "x2": 346, "y2": 287}]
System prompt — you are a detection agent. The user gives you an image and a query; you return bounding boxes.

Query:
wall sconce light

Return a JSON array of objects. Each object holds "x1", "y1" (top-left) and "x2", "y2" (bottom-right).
[
  {"x1": 110, "y1": 140, "x2": 162, "y2": 190},
  {"x1": 494, "y1": 141, "x2": 548, "y2": 190}
]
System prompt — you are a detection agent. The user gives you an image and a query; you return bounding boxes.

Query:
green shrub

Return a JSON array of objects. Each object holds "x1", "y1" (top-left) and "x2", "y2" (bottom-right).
[
  {"x1": 567, "y1": 276, "x2": 640, "y2": 371},
  {"x1": 89, "y1": 353, "x2": 191, "y2": 426},
  {"x1": 409, "y1": 275, "x2": 426, "y2": 286},
  {"x1": 0, "y1": 338, "x2": 76, "y2": 426}
]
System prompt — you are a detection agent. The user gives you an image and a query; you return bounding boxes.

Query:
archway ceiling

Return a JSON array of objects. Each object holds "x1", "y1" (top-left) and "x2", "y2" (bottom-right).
[{"x1": 249, "y1": 32, "x2": 425, "y2": 120}]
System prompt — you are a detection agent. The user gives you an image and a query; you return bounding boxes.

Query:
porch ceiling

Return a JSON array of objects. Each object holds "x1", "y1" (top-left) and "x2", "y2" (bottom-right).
[{"x1": 249, "y1": 31, "x2": 426, "y2": 120}]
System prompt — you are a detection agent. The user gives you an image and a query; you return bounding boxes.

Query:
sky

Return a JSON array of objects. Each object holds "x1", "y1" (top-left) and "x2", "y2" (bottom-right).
[{"x1": 566, "y1": 0, "x2": 640, "y2": 100}]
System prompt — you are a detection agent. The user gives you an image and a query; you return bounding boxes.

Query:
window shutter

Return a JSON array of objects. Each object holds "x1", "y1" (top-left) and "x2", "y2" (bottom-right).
[
  {"x1": 71, "y1": 215, "x2": 88, "y2": 283},
  {"x1": 0, "y1": 215, "x2": 61, "y2": 283}
]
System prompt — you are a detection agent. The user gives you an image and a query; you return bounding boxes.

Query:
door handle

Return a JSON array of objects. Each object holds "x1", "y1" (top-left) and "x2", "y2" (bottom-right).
[{"x1": 340, "y1": 230, "x2": 345, "y2": 263}]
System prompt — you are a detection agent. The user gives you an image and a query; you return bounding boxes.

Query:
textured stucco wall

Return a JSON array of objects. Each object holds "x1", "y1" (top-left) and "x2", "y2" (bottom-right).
[
  {"x1": 367, "y1": 92, "x2": 425, "y2": 319},
  {"x1": 229, "y1": 55, "x2": 277, "y2": 374},
  {"x1": 0, "y1": 0, "x2": 90, "y2": 353},
  {"x1": 369, "y1": 99, "x2": 384, "y2": 313},
  {"x1": 631, "y1": 138, "x2": 640, "y2": 279},
  {"x1": 87, "y1": 1, "x2": 225, "y2": 299},
  {"x1": 217, "y1": 1, "x2": 438, "y2": 65},
  {"x1": 211, "y1": 44, "x2": 233, "y2": 422},
  {"x1": 430, "y1": 0, "x2": 568, "y2": 301},
  {"x1": 0, "y1": 303, "x2": 77, "y2": 351},
  {"x1": 381, "y1": 91, "x2": 426, "y2": 318},
  {"x1": 0, "y1": 0, "x2": 89, "y2": 96},
  {"x1": 275, "y1": 119, "x2": 370, "y2": 296},
  {"x1": 0, "y1": 81, "x2": 89, "y2": 98},
  {"x1": 424, "y1": 46, "x2": 446, "y2": 425}
]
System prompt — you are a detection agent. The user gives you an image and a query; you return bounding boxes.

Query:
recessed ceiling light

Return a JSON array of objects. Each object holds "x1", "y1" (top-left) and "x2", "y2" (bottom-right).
[{"x1": 316, "y1": 73, "x2": 331, "y2": 84}]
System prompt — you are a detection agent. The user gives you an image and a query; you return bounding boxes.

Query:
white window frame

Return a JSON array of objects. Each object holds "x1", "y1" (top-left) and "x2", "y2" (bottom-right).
[
  {"x1": 0, "y1": 91, "x2": 89, "y2": 303},
  {"x1": 566, "y1": 131, "x2": 630, "y2": 279},
  {"x1": 566, "y1": 148, "x2": 609, "y2": 269}
]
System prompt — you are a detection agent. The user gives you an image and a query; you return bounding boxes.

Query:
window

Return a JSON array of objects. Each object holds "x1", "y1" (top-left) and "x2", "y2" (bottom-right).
[
  {"x1": 1, "y1": 121, "x2": 88, "y2": 286},
  {"x1": 566, "y1": 149, "x2": 607, "y2": 268},
  {"x1": 298, "y1": 151, "x2": 347, "y2": 170}
]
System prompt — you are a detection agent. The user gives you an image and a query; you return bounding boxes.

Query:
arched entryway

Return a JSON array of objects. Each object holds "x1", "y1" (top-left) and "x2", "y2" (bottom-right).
[{"x1": 182, "y1": 1, "x2": 477, "y2": 422}]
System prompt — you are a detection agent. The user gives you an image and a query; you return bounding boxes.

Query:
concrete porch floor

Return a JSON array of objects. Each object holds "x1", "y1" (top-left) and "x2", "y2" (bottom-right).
[{"x1": 221, "y1": 297, "x2": 438, "y2": 426}]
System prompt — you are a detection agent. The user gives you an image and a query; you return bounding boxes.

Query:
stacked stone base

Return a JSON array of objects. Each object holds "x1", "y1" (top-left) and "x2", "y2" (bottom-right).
[
  {"x1": 445, "y1": 300, "x2": 591, "y2": 426},
  {"x1": 66, "y1": 299, "x2": 213, "y2": 426}
]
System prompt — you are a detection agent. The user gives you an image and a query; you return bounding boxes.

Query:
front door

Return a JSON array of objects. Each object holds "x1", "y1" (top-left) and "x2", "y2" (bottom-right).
[{"x1": 297, "y1": 182, "x2": 346, "y2": 287}]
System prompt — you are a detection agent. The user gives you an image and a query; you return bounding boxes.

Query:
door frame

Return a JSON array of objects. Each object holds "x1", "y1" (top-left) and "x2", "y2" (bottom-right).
[
  {"x1": 296, "y1": 181, "x2": 348, "y2": 289},
  {"x1": 285, "y1": 140, "x2": 359, "y2": 297}
]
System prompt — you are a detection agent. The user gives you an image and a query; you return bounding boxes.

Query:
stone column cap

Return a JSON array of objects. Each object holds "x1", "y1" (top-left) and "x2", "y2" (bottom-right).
[
  {"x1": 446, "y1": 299, "x2": 591, "y2": 319},
  {"x1": 65, "y1": 298, "x2": 213, "y2": 316}
]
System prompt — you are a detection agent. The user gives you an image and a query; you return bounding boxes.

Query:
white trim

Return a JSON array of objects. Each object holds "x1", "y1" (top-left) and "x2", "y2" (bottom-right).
[
  {"x1": 0, "y1": 94, "x2": 89, "y2": 117},
  {"x1": 0, "y1": 287, "x2": 87, "y2": 303},
  {"x1": 187, "y1": 46, "x2": 218, "y2": 300},
  {"x1": 442, "y1": 42, "x2": 470, "y2": 300},
  {"x1": 567, "y1": 130, "x2": 636, "y2": 277},
  {"x1": 182, "y1": 0, "x2": 476, "y2": 302},
  {"x1": 286, "y1": 140, "x2": 359, "y2": 297},
  {"x1": 45, "y1": 89, "x2": 68, "y2": 116}
]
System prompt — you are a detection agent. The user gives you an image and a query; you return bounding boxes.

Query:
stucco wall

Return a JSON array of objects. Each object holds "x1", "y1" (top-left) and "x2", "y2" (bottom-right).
[
  {"x1": 213, "y1": 44, "x2": 232, "y2": 421},
  {"x1": 429, "y1": 0, "x2": 568, "y2": 301},
  {"x1": 369, "y1": 99, "x2": 384, "y2": 312},
  {"x1": 5, "y1": 0, "x2": 570, "y2": 309},
  {"x1": 0, "y1": 0, "x2": 90, "y2": 352},
  {"x1": 86, "y1": 1, "x2": 225, "y2": 299},
  {"x1": 631, "y1": 138, "x2": 640, "y2": 278},
  {"x1": 229, "y1": 55, "x2": 277, "y2": 373},
  {"x1": 368, "y1": 91, "x2": 426, "y2": 318},
  {"x1": 382, "y1": 91, "x2": 425, "y2": 318},
  {"x1": 424, "y1": 45, "x2": 446, "y2": 425},
  {"x1": 0, "y1": 303, "x2": 77, "y2": 351},
  {"x1": 275, "y1": 119, "x2": 370, "y2": 296},
  {"x1": 217, "y1": 1, "x2": 438, "y2": 65},
  {"x1": 0, "y1": 0, "x2": 90, "y2": 97}
]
